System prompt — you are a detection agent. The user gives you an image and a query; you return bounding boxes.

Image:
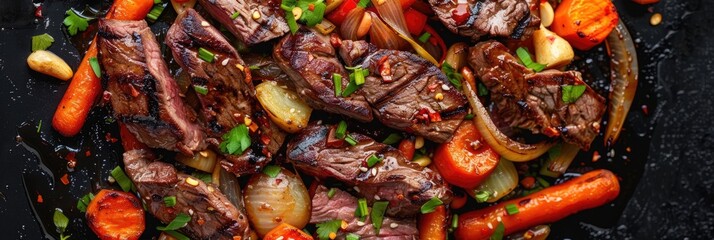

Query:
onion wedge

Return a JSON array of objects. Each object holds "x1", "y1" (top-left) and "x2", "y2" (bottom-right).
[
  {"x1": 171, "y1": 0, "x2": 196, "y2": 15},
  {"x1": 461, "y1": 67, "x2": 554, "y2": 162},
  {"x1": 371, "y1": 0, "x2": 438, "y2": 65},
  {"x1": 604, "y1": 21, "x2": 638, "y2": 146}
]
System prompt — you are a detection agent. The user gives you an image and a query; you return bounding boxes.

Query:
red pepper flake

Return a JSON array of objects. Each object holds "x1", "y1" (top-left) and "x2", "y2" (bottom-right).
[
  {"x1": 592, "y1": 151, "x2": 601, "y2": 162},
  {"x1": 626, "y1": 147, "x2": 632, "y2": 153},
  {"x1": 308, "y1": 3, "x2": 315, "y2": 11},
  {"x1": 451, "y1": 4, "x2": 470, "y2": 26},
  {"x1": 34, "y1": 5, "x2": 43, "y2": 18},
  {"x1": 197, "y1": 217, "x2": 206, "y2": 225},
  {"x1": 37, "y1": 194, "x2": 43, "y2": 203},
  {"x1": 249, "y1": 122, "x2": 259, "y2": 132},
  {"x1": 85, "y1": 150, "x2": 91, "y2": 157},
  {"x1": 102, "y1": 91, "x2": 112, "y2": 104},
  {"x1": 641, "y1": 105, "x2": 649, "y2": 115},
  {"x1": 520, "y1": 176, "x2": 536, "y2": 189},
  {"x1": 129, "y1": 84, "x2": 140, "y2": 97},
  {"x1": 427, "y1": 83, "x2": 439, "y2": 92},
  {"x1": 378, "y1": 56, "x2": 393, "y2": 83},
  {"x1": 543, "y1": 127, "x2": 560, "y2": 137},
  {"x1": 428, "y1": 111, "x2": 442, "y2": 122},
  {"x1": 105, "y1": 132, "x2": 118, "y2": 143},
  {"x1": 330, "y1": 33, "x2": 342, "y2": 48},
  {"x1": 66, "y1": 152, "x2": 77, "y2": 169},
  {"x1": 275, "y1": 178, "x2": 283, "y2": 185},
  {"x1": 60, "y1": 174, "x2": 70, "y2": 185},
  {"x1": 260, "y1": 134, "x2": 271, "y2": 145}
]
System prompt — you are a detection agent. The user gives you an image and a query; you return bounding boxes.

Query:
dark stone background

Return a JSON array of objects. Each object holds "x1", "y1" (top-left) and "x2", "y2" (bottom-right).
[{"x1": 0, "y1": 0, "x2": 712, "y2": 239}]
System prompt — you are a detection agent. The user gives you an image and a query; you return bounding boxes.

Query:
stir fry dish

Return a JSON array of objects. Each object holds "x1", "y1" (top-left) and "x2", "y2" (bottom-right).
[{"x1": 23, "y1": 0, "x2": 643, "y2": 239}]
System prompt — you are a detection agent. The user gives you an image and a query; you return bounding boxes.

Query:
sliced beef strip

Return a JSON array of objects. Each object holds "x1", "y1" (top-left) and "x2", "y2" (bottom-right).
[
  {"x1": 311, "y1": 185, "x2": 419, "y2": 240},
  {"x1": 165, "y1": 9, "x2": 285, "y2": 175},
  {"x1": 468, "y1": 41, "x2": 605, "y2": 149},
  {"x1": 123, "y1": 149, "x2": 249, "y2": 239},
  {"x1": 429, "y1": 0, "x2": 540, "y2": 40},
  {"x1": 338, "y1": 40, "x2": 468, "y2": 143},
  {"x1": 287, "y1": 123, "x2": 452, "y2": 217},
  {"x1": 273, "y1": 27, "x2": 373, "y2": 122},
  {"x1": 198, "y1": 0, "x2": 288, "y2": 45},
  {"x1": 98, "y1": 19, "x2": 206, "y2": 155}
]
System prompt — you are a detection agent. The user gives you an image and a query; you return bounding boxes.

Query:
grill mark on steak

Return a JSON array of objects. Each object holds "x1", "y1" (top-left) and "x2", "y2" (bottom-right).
[
  {"x1": 287, "y1": 123, "x2": 452, "y2": 217},
  {"x1": 273, "y1": 28, "x2": 373, "y2": 122},
  {"x1": 123, "y1": 149, "x2": 249, "y2": 239},
  {"x1": 198, "y1": 0, "x2": 288, "y2": 45},
  {"x1": 430, "y1": 0, "x2": 540, "y2": 40},
  {"x1": 165, "y1": 9, "x2": 286, "y2": 176},
  {"x1": 98, "y1": 19, "x2": 206, "y2": 155},
  {"x1": 468, "y1": 41, "x2": 606, "y2": 149},
  {"x1": 338, "y1": 40, "x2": 468, "y2": 143}
]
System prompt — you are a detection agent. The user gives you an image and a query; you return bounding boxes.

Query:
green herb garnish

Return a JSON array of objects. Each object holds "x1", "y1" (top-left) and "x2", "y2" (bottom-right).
[
  {"x1": 163, "y1": 196, "x2": 177, "y2": 207},
  {"x1": 355, "y1": 198, "x2": 369, "y2": 218},
  {"x1": 76, "y1": 192, "x2": 95, "y2": 213},
  {"x1": 344, "y1": 134, "x2": 358, "y2": 146},
  {"x1": 441, "y1": 62, "x2": 462, "y2": 89},
  {"x1": 157, "y1": 213, "x2": 191, "y2": 231},
  {"x1": 89, "y1": 57, "x2": 101, "y2": 78},
  {"x1": 515, "y1": 47, "x2": 546, "y2": 72},
  {"x1": 335, "y1": 120, "x2": 348, "y2": 139},
  {"x1": 366, "y1": 154, "x2": 382, "y2": 167},
  {"x1": 198, "y1": 47, "x2": 215, "y2": 63},
  {"x1": 505, "y1": 203, "x2": 519, "y2": 215},
  {"x1": 315, "y1": 219, "x2": 343, "y2": 240},
  {"x1": 63, "y1": 10, "x2": 89, "y2": 36},
  {"x1": 327, "y1": 187, "x2": 337, "y2": 199},
  {"x1": 490, "y1": 221, "x2": 505, "y2": 240},
  {"x1": 262, "y1": 165, "x2": 282, "y2": 178},
  {"x1": 191, "y1": 172, "x2": 212, "y2": 183},
  {"x1": 370, "y1": 201, "x2": 389, "y2": 234},
  {"x1": 219, "y1": 124, "x2": 251, "y2": 155},
  {"x1": 111, "y1": 166, "x2": 134, "y2": 192},
  {"x1": 381, "y1": 133, "x2": 402, "y2": 145},
  {"x1": 418, "y1": 32, "x2": 431, "y2": 43},
  {"x1": 333, "y1": 73, "x2": 343, "y2": 96},
  {"x1": 193, "y1": 85, "x2": 208, "y2": 95},
  {"x1": 31, "y1": 33, "x2": 54, "y2": 51},
  {"x1": 474, "y1": 190, "x2": 490, "y2": 203},
  {"x1": 561, "y1": 85, "x2": 586, "y2": 103}
]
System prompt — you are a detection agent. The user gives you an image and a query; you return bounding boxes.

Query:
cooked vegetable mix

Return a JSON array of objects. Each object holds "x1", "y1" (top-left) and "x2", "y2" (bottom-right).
[{"x1": 22, "y1": 0, "x2": 641, "y2": 238}]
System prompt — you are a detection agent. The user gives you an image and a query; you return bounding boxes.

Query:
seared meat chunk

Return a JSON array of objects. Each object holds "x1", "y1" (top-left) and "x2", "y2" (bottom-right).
[
  {"x1": 468, "y1": 41, "x2": 605, "y2": 149},
  {"x1": 311, "y1": 185, "x2": 419, "y2": 240},
  {"x1": 287, "y1": 124, "x2": 452, "y2": 217},
  {"x1": 123, "y1": 149, "x2": 249, "y2": 239},
  {"x1": 166, "y1": 9, "x2": 285, "y2": 175},
  {"x1": 429, "y1": 0, "x2": 540, "y2": 40},
  {"x1": 274, "y1": 28, "x2": 373, "y2": 122},
  {"x1": 98, "y1": 19, "x2": 205, "y2": 155},
  {"x1": 339, "y1": 40, "x2": 468, "y2": 143},
  {"x1": 198, "y1": 0, "x2": 288, "y2": 45}
]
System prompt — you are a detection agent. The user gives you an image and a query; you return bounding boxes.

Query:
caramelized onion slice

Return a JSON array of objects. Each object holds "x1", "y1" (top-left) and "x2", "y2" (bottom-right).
[
  {"x1": 461, "y1": 67, "x2": 554, "y2": 162},
  {"x1": 371, "y1": 0, "x2": 438, "y2": 65},
  {"x1": 604, "y1": 21, "x2": 639, "y2": 146}
]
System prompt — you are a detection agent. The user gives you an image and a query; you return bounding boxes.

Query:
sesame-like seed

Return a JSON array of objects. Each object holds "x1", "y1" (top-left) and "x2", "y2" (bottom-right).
[
  {"x1": 357, "y1": 221, "x2": 365, "y2": 226},
  {"x1": 201, "y1": 21, "x2": 210, "y2": 27},
  {"x1": 359, "y1": 167, "x2": 369, "y2": 172},
  {"x1": 107, "y1": 176, "x2": 115, "y2": 183},
  {"x1": 252, "y1": 11, "x2": 261, "y2": 20},
  {"x1": 390, "y1": 223, "x2": 399, "y2": 228},
  {"x1": 442, "y1": 84, "x2": 450, "y2": 90},
  {"x1": 276, "y1": 237, "x2": 284, "y2": 240},
  {"x1": 487, "y1": 222, "x2": 493, "y2": 229},
  {"x1": 434, "y1": 93, "x2": 444, "y2": 101},
  {"x1": 650, "y1": 13, "x2": 662, "y2": 26},
  {"x1": 371, "y1": 168, "x2": 377, "y2": 176},
  {"x1": 186, "y1": 177, "x2": 199, "y2": 186},
  {"x1": 374, "y1": 195, "x2": 380, "y2": 200},
  {"x1": 353, "y1": 186, "x2": 360, "y2": 192},
  {"x1": 189, "y1": 209, "x2": 194, "y2": 215},
  {"x1": 236, "y1": 64, "x2": 245, "y2": 71},
  {"x1": 221, "y1": 58, "x2": 229, "y2": 66}
]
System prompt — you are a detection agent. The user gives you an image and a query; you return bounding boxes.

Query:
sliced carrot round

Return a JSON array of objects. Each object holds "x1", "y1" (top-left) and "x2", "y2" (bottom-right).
[
  {"x1": 433, "y1": 121, "x2": 500, "y2": 189},
  {"x1": 86, "y1": 189, "x2": 145, "y2": 240}
]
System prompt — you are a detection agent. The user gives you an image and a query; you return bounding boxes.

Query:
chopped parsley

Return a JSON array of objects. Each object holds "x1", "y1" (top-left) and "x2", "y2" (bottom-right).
[
  {"x1": 281, "y1": 0, "x2": 327, "y2": 33},
  {"x1": 315, "y1": 219, "x2": 343, "y2": 240},
  {"x1": 515, "y1": 47, "x2": 546, "y2": 72},
  {"x1": 31, "y1": 33, "x2": 54, "y2": 51},
  {"x1": 53, "y1": 208, "x2": 71, "y2": 240},
  {"x1": 441, "y1": 62, "x2": 462, "y2": 89},
  {"x1": 63, "y1": 10, "x2": 89, "y2": 36},
  {"x1": 561, "y1": 85, "x2": 586, "y2": 103},
  {"x1": 219, "y1": 124, "x2": 251, "y2": 155},
  {"x1": 262, "y1": 165, "x2": 282, "y2": 178}
]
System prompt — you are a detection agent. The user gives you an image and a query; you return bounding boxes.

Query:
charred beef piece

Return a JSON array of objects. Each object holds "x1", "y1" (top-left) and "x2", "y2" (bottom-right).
[
  {"x1": 123, "y1": 149, "x2": 249, "y2": 239},
  {"x1": 311, "y1": 185, "x2": 419, "y2": 240},
  {"x1": 468, "y1": 41, "x2": 606, "y2": 149},
  {"x1": 165, "y1": 9, "x2": 285, "y2": 175},
  {"x1": 198, "y1": 0, "x2": 288, "y2": 45},
  {"x1": 98, "y1": 19, "x2": 206, "y2": 155},
  {"x1": 429, "y1": 0, "x2": 540, "y2": 40},
  {"x1": 338, "y1": 40, "x2": 468, "y2": 143},
  {"x1": 287, "y1": 124, "x2": 452, "y2": 217},
  {"x1": 274, "y1": 28, "x2": 373, "y2": 122}
]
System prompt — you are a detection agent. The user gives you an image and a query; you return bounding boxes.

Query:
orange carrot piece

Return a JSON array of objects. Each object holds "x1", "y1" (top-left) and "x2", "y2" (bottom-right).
[
  {"x1": 52, "y1": 0, "x2": 154, "y2": 136},
  {"x1": 263, "y1": 223, "x2": 313, "y2": 240},
  {"x1": 433, "y1": 121, "x2": 500, "y2": 189},
  {"x1": 551, "y1": 0, "x2": 619, "y2": 51},
  {"x1": 86, "y1": 189, "x2": 145, "y2": 240},
  {"x1": 419, "y1": 205, "x2": 447, "y2": 240},
  {"x1": 118, "y1": 123, "x2": 148, "y2": 151},
  {"x1": 398, "y1": 138, "x2": 416, "y2": 160},
  {"x1": 456, "y1": 169, "x2": 620, "y2": 240}
]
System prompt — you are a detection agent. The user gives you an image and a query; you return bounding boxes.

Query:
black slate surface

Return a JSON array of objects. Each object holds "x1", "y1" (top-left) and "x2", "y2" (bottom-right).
[{"x1": 0, "y1": 0, "x2": 712, "y2": 239}]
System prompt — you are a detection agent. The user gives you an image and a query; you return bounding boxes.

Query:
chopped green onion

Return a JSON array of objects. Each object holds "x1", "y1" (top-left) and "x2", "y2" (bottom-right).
[
  {"x1": 198, "y1": 47, "x2": 215, "y2": 63},
  {"x1": 231, "y1": 11, "x2": 240, "y2": 19},
  {"x1": 31, "y1": 33, "x2": 54, "y2": 51},
  {"x1": 344, "y1": 134, "x2": 358, "y2": 146},
  {"x1": 249, "y1": 65, "x2": 260, "y2": 70},
  {"x1": 441, "y1": 62, "x2": 463, "y2": 89},
  {"x1": 449, "y1": 214, "x2": 458, "y2": 232},
  {"x1": 354, "y1": 68, "x2": 366, "y2": 85},
  {"x1": 515, "y1": 47, "x2": 546, "y2": 72},
  {"x1": 335, "y1": 120, "x2": 347, "y2": 139},
  {"x1": 418, "y1": 32, "x2": 431, "y2": 43},
  {"x1": 342, "y1": 78, "x2": 360, "y2": 97},
  {"x1": 490, "y1": 222, "x2": 505, "y2": 240},
  {"x1": 76, "y1": 192, "x2": 95, "y2": 213},
  {"x1": 146, "y1": 3, "x2": 166, "y2": 22},
  {"x1": 381, "y1": 133, "x2": 402, "y2": 145},
  {"x1": 464, "y1": 113, "x2": 474, "y2": 120},
  {"x1": 163, "y1": 196, "x2": 177, "y2": 207},
  {"x1": 157, "y1": 213, "x2": 191, "y2": 231},
  {"x1": 53, "y1": 208, "x2": 69, "y2": 234},
  {"x1": 262, "y1": 165, "x2": 282, "y2": 178},
  {"x1": 164, "y1": 230, "x2": 190, "y2": 240},
  {"x1": 191, "y1": 172, "x2": 212, "y2": 183},
  {"x1": 36, "y1": 120, "x2": 42, "y2": 133},
  {"x1": 366, "y1": 154, "x2": 382, "y2": 167},
  {"x1": 536, "y1": 177, "x2": 550, "y2": 188},
  {"x1": 505, "y1": 203, "x2": 519, "y2": 215},
  {"x1": 478, "y1": 82, "x2": 489, "y2": 96},
  {"x1": 327, "y1": 187, "x2": 337, "y2": 199},
  {"x1": 285, "y1": 8, "x2": 299, "y2": 34},
  {"x1": 154, "y1": 0, "x2": 162, "y2": 4},
  {"x1": 333, "y1": 73, "x2": 343, "y2": 97},
  {"x1": 111, "y1": 166, "x2": 134, "y2": 192},
  {"x1": 370, "y1": 201, "x2": 389, "y2": 234},
  {"x1": 219, "y1": 124, "x2": 251, "y2": 155},
  {"x1": 89, "y1": 57, "x2": 101, "y2": 78},
  {"x1": 474, "y1": 190, "x2": 490, "y2": 203},
  {"x1": 420, "y1": 197, "x2": 443, "y2": 214},
  {"x1": 193, "y1": 85, "x2": 208, "y2": 95},
  {"x1": 355, "y1": 198, "x2": 369, "y2": 218},
  {"x1": 346, "y1": 233, "x2": 361, "y2": 240},
  {"x1": 357, "y1": 0, "x2": 371, "y2": 8},
  {"x1": 561, "y1": 85, "x2": 587, "y2": 103}
]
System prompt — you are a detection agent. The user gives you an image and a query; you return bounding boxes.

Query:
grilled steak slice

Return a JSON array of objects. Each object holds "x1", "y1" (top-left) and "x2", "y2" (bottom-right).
[
  {"x1": 429, "y1": 0, "x2": 540, "y2": 40},
  {"x1": 123, "y1": 149, "x2": 249, "y2": 239},
  {"x1": 165, "y1": 9, "x2": 285, "y2": 175},
  {"x1": 198, "y1": 0, "x2": 288, "y2": 45},
  {"x1": 339, "y1": 40, "x2": 468, "y2": 143},
  {"x1": 311, "y1": 185, "x2": 419, "y2": 240},
  {"x1": 274, "y1": 28, "x2": 373, "y2": 122},
  {"x1": 468, "y1": 41, "x2": 605, "y2": 149},
  {"x1": 98, "y1": 19, "x2": 206, "y2": 155},
  {"x1": 287, "y1": 124, "x2": 452, "y2": 217}
]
